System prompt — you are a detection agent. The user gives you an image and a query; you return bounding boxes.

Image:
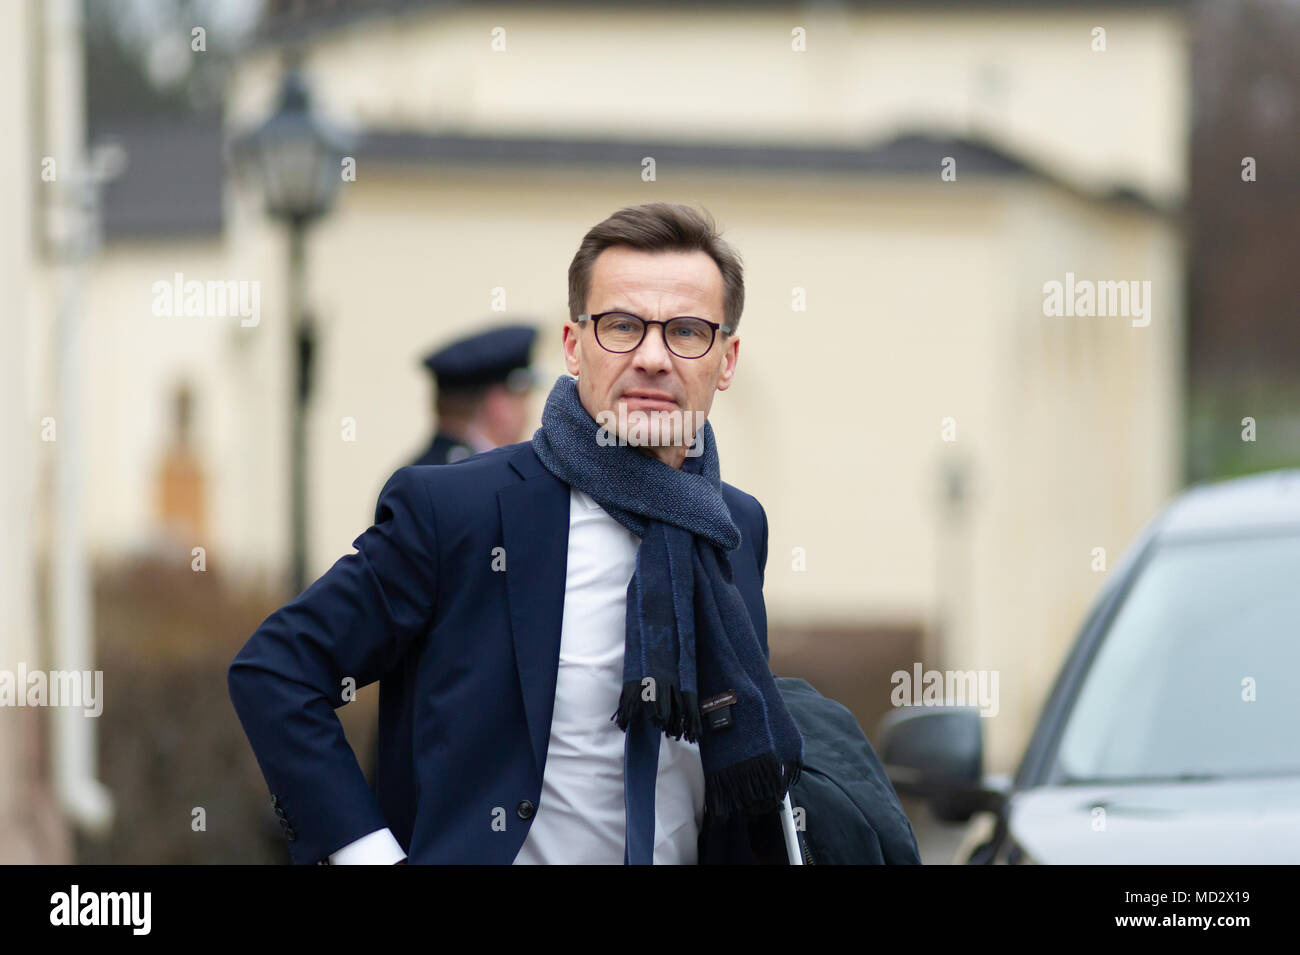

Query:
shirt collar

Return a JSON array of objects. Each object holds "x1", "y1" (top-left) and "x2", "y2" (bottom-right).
[{"x1": 572, "y1": 487, "x2": 602, "y2": 511}]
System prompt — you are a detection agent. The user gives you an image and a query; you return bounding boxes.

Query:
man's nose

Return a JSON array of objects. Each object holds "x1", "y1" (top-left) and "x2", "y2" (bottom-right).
[{"x1": 632, "y1": 323, "x2": 674, "y2": 370}]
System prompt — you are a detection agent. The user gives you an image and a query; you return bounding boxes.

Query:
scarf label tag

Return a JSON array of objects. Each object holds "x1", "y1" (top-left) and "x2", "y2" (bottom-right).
[{"x1": 701, "y1": 690, "x2": 738, "y2": 731}]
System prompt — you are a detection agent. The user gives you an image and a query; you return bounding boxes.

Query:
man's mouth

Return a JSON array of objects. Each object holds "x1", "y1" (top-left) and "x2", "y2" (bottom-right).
[{"x1": 621, "y1": 391, "x2": 678, "y2": 410}]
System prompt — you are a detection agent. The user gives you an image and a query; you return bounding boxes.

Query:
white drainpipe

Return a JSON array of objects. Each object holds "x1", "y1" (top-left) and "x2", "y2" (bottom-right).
[{"x1": 46, "y1": 0, "x2": 115, "y2": 837}]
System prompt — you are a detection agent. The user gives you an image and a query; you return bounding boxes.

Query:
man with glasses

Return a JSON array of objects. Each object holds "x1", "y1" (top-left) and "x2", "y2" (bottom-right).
[{"x1": 229, "y1": 201, "x2": 800, "y2": 865}]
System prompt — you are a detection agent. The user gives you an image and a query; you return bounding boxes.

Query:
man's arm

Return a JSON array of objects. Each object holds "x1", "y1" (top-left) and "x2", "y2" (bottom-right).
[{"x1": 227, "y1": 466, "x2": 437, "y2": 864}]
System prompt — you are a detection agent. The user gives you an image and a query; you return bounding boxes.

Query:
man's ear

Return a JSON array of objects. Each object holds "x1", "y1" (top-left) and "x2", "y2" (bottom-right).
[
  {"x1": 562, "y1": 321, "x2": 582, "y2": 376},
  {"x1": 715, "y1": 334, "x2": 739, "y2": 392}
]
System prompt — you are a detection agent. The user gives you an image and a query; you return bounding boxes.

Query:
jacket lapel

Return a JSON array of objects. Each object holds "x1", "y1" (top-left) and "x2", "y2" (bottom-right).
[{"x1": 498, "y1": 444, "x2": 571, "y2": 779}]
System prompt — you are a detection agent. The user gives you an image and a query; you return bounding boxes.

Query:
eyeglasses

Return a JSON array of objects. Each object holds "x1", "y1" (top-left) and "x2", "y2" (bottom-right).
[{"x1": 577, "y1": 311, "x2": 731, "y2": 359}]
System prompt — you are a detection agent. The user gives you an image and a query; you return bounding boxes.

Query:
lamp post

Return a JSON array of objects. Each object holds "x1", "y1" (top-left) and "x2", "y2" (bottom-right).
[{"x1": 239, "y1": 71, "x2": 348, "y2": 596}]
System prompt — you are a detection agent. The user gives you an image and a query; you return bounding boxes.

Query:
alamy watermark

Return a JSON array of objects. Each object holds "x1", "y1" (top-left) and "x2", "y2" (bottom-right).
[
  {"x1": 152, "y1": 271, "x2": 261, "y2": 327},
  {"x1": 0, "y1": 664, "x2": 103, "y2": 717},
  {"x1": 595, "y1": 406, "x2": 707, "y2": 458},
  {"x1": 1042, "y1": 272, "x2": 1151, "y2": 327},
  {"x1": 50, "y1": 885, "x2": 150, "y2": 935},
  {"x1": 890, "y1": 664, "x2": 999, "y2": 718}
]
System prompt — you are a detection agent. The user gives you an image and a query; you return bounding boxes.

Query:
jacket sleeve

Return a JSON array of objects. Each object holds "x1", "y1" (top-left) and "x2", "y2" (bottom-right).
[{"x1": 227, "y1": 465, "x2": 437, "y2": 864}]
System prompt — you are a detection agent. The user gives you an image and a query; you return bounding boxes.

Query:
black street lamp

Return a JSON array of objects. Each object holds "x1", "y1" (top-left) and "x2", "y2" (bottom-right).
[{"x1": 235, "y1": 71, "x2": 350, "y2": 596}]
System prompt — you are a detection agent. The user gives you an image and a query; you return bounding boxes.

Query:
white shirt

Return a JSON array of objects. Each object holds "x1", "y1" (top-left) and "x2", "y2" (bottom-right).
[{"x1": 331, "y1": 486, "x2": 705, "y2": 864}]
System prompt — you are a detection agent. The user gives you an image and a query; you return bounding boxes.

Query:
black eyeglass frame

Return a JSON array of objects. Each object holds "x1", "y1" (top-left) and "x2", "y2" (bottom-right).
[{"x1": 576, "y1": 311, "x2": 734, "y2": 359}]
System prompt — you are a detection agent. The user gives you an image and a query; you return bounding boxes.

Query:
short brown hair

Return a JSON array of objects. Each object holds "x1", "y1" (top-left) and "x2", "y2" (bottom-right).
[{"x1": 567, "y1": 202, "x2": 745, "y2": 333}]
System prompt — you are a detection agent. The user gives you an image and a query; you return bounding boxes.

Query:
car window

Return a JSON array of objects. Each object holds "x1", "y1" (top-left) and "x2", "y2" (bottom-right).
[{"x1": 1054, "y1": 531, "x2": 1300, "y2": 781}]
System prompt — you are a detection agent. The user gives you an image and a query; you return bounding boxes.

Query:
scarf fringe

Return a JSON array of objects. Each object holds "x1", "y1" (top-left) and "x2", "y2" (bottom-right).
[
  {"x1": 704, "y1": 751, "x2": 804, "y2": 820},
  {"x1": 613, "y1": 680, "x2": 704, "y2": 743}
]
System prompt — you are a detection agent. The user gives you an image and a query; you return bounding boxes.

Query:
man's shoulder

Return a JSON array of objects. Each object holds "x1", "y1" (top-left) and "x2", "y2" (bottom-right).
[
  {"x1": 375, "y1": 442, "x2": 544, "y2": 526},
  {"x1": 720, "y1": 481, "x2": 767, "y2": 544},
  {"x1": 392, "y1": 441, "x2": 535, "y2": 491},
  {"x1": 720, "y1": 480, "x2": 762, "y2": 516}
]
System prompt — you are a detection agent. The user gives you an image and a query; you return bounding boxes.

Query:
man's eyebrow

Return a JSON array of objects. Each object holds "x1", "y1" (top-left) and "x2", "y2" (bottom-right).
[{"x1": 599, "y1": 306, "x2": 713, "y2": 319}]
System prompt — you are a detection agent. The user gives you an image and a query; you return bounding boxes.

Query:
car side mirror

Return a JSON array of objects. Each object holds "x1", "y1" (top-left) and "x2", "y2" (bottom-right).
[{"x1": 876, "y1": 707, "x2": 998, "y2": 822}]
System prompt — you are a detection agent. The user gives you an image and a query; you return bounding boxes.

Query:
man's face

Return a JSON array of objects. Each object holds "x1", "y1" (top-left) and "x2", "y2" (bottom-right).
[{"x1": 562, "y1": 247, "x2": 739, "y2": 467}]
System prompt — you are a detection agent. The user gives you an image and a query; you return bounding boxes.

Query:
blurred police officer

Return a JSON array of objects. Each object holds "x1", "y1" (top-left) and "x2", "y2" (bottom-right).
[{"x1": 410, "y1": 324, "x2": 538, "y2": 468}]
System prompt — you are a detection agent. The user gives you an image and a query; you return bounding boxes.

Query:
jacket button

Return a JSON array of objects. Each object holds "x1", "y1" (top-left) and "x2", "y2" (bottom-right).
[{"x1": 516, "y1": 800, "x2": 535, "y2": 820}]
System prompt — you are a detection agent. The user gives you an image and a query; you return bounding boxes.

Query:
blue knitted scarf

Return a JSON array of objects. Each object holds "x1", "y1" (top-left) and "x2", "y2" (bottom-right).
[{"x1": 531, "y1": 374, "x2": 803, "y2": 820}]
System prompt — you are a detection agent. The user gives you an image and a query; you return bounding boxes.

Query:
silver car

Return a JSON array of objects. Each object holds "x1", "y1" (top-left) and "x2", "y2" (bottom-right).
[{"x1": 879, "y1": 468, "x2": 1300, "y2": 863}]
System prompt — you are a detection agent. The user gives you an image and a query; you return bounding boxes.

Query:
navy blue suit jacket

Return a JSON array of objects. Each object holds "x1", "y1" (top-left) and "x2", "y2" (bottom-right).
[{"x1": 227, "y1": 441, "x2": 780, "y2": 864}]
